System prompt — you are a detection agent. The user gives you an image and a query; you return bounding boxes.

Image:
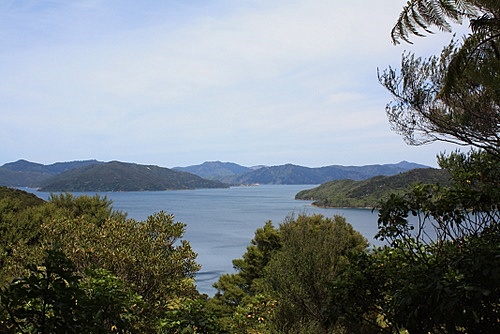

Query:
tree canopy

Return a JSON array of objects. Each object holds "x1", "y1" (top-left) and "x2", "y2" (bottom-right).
[
  {"x1": 379, "y1": 0, "x2": 499, "y2": 155},
  {"x1": 0, "y1": 193, "x2": 210, "y2": 333},
  {"x1": 375, "y1": 1, "x2": 500, "y2": 332}
]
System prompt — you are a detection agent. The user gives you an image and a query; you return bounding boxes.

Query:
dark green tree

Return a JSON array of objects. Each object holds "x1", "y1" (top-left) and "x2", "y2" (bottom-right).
[
  {"x1": 377, "y1": 4, "x2": 500, "y2": 329},
  {"x1": 0, "y1": 247, "x2": 144, "y2": 334},
  {"x1": 0, "y1": 188, "x2": 47, "y2": 285},
  {"x1": 39, "y1": 205, "x2": 201, "y2": 330},
  {"x1": 375, "y1": 150, "x2": 499, "y2": 333},
  {"x1": 0, "y1": 193, "x2": 203, "y2": 332},
  {"x1": 265, "y1": 214, "x2": 369, "y2": 334},
  {"x1": 47, "y1": 192, "x2": 127, "y2": 225},
  {"x1": 80, "y1": 268, "x2": 144, "y2": 333},
  {"x1": 158, "y1": 296, "x2": 223, "y2": 334},
  {"x1": 0, "y1": 247, "x2": 83, "y2": 333},
  {"x1": 0, "y1": 193, "x2": 127, "y2": 286},
  {"x1": 209, "y1": 220, "x2": 281, "y2": 332}
]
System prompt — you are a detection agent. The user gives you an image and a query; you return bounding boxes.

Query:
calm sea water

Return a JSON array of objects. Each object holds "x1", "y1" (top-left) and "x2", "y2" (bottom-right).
[{"x1": 29, "y1": 185, "x2": 381, "y2": 295}]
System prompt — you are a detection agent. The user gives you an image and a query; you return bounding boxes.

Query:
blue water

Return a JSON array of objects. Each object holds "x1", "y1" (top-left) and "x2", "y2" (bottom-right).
[{"x1": 29, "y1": 185, "x2": 381, "y2": 295}]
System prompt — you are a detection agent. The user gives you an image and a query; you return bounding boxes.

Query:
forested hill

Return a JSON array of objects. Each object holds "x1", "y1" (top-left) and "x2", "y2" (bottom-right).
[
  {"x1": 1, "y1": 159, "x2": 103, "y2": 174},
  {"x1": 38, "y1": 161, "x2": 228, "y2": 191},
  {"x1": 295, "y1": 168, "x2": 450, "y2": 208},
  {"x1": 0, "y1": 186, "x2": 45, "y2": 208},
  {"x1": 0, "y1": 159, "x2": 102, "y2": 187}
]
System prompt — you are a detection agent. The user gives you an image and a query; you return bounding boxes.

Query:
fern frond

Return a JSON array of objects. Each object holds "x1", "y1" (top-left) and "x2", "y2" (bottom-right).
[
  {"x1": 411, "y1": 6, "x2": 435, "y2": 33},
  {"x1": 391, "y1": 0, "x2": 479, "y2": 44}
]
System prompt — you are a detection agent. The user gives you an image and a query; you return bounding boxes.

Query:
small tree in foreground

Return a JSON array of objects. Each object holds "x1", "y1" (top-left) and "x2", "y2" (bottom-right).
[
  {"x1": 265, "y1": 214, "x2": 369, "y2": 333},
  {"x1": 210, "y1": 215, "x2": 374, "y2": 334}
]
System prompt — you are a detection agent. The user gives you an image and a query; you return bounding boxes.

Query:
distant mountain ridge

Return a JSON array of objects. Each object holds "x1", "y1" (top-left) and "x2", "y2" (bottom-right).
[
  {"x1": 176, "y1": 160, "x2": 430, "y2": 185},
  {"x1": 0, "y1": 159, "x2": 431, "y2": 190},
  {"x1": 173, "y1": 161, "x2": 253, "y2": 180}
]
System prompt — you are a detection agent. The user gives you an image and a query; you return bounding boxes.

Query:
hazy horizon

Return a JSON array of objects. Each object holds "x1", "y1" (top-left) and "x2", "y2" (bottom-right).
[
  {"x1": 1, "y1": 157, "x2": 432, "y2": 170},
  {"x1": 1, "y1": 1, "x2": 469, "y2": 168}
]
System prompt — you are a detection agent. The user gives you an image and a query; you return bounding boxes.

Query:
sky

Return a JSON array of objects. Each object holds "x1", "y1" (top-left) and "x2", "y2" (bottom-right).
[{"x1": 0, "y1": 0, "x2": 471, "y2": 168}]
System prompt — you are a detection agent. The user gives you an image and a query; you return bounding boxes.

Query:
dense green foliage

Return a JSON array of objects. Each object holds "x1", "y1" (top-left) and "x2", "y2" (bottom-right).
[
  {"x1": 265, "y1": 215, "x2": 368, "y2": 333},
  {"x1": 0, "y1": 248, "x2": 142, "y2": 333},
  {"x1": 295, "y1": 168, "x2": 450, "y2": 208},
  {"x1": 0, "y1": 186, "x2": 45, "y2": 208},
  {"x1": 0, "y1": 190, "x2": 215, "y2": 333},
  {"x1": 208, "y1": 2, "x2": 500, "y2": 333},
  {"x1": 0, "y1": 187, "x2": 46, "y2": 284},
  {"x1": 373, "y1": 150, "x2": 499, "y2": 333},
  {"x1": 208, "y1": 221, "x2": 281, "y2": 328},
  {"x1": 209, "y1": 215, "x2": 373, "y2": 333},
  {"x1": 207, "y1": 151, "x2": 499, "y2": 333},
  {"x1": 373, "y1": 1, "x2": 500, "y2": 332}
]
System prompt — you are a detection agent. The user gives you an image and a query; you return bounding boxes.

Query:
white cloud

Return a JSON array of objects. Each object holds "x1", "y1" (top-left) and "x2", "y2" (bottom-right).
[{"x1": 0, "y1": 0, "x2": 466, "y2": 167}]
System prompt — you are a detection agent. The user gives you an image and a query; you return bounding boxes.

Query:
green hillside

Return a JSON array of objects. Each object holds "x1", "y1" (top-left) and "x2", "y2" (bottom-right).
[
  {"x1": 295, "y1": 168, "x2": 450, "y2": 208},
  {"x1": 0, "y1": 186, "x2": 45, "y2": 209},
  {"x1": 39, "y1": 161, "x2": 229, "y2": 191},
  {"x1": 0, "y1": 159, "x2": 103, "y2": 187}
]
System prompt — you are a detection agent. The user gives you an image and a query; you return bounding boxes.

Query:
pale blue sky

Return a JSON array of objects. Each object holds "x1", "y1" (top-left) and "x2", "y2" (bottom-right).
[{"x1": 1, "y1": 0, "x2": 468, "y2": 168}]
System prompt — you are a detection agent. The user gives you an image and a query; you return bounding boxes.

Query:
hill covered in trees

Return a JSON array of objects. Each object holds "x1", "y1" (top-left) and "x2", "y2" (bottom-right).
[
  {"x1": 0, "y1": 186, "x2": 45, "y2": 208},
  {"x1": 295, "y1": 168, "x2": 450, "y2": 208},
  {"x1": 38, "y1": 161, "x2": 228, "y2": 191},
  {"x1": 0, "y1": 160, "x2": 228, "y2": 191},
  {"x1": 0, "y1": 159, "x2": 103, "y2": 187}
]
